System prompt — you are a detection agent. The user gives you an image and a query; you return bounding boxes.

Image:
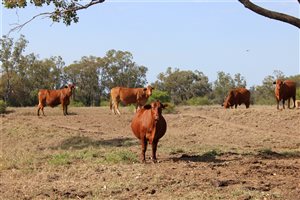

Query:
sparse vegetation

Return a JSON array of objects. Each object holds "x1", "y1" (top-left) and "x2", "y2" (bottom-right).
[
  {"x1": 1, "y1": 106, "x2": 300, "y2": 199},
  {"x1": 0, "y1": 100, "x2": 7, "y2": 113}
]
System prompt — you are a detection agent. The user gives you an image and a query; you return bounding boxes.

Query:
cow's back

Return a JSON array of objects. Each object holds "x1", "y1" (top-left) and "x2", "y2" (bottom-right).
[
  {"x1": 236, "y1": 88, "x2": 250, "y2": 103},
  {"x1": 39, "y1": 89, "x2": 62, "y2": 107},
  {"x1": 283, "y1": 80, "x2": 296, "y2": 100},
  {"x1": 118, "y1": 87, "x2": 140, "y2": 104}
]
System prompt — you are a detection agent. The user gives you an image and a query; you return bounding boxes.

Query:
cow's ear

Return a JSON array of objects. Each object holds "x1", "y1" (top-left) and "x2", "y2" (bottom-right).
[
  {"x1": 273, "y1": 81, "x2": 276, "y2": 84},
  {"x1": 64, "y1": 85, "x2": 68, "y2": 88},
  {"x1": 143, "y1": 104, "x2": 151, "y2": 109},
  {"x1": 143, "y1": 88, "x2": 147, "y2": 91}
]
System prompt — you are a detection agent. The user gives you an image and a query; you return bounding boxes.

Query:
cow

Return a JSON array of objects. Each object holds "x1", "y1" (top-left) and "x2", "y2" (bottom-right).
[
  {"x1": 223, "y1": 88, "x2": 250, "y2": 109},
  {"x1": 37, "y1": 84, "x2": 75, "y2": 116},
  {"x1": 110, "y1": 85, "x2": 154, "y2": 115},
  {"x1": 131, "y1": 100, "x2": 168, "y2": 163},
  {"x1": 273, "y1": 79, "x2": 296, "y2": 109}
]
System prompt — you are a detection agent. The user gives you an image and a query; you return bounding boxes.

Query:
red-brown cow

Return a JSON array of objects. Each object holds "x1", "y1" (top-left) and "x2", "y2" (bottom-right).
[
  {"x1": 273, "y1": 80, "x2": 296, "y2": 109},
  {"x1": 110, "y1": 85, "x2": 154, "y2": 115},
  {"x1": 223, "y1": 88, "x2": 250, "y2": 109},
  {"x1": 131, "y1": 100, "x2": 167, "y2": 163},
  {"x1": 37, "y1": 84, "x2": 75, "y2": 116}
]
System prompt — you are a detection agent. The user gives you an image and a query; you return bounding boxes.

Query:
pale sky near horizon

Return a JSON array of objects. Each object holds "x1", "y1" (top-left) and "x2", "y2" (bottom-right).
[{"x1": 1, "y1": 1, "x2": 299, "y2": 87}]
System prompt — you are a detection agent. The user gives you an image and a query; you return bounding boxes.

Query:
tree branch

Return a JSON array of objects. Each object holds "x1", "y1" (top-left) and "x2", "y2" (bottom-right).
[
  {"x1": 7, "y1": 0, "x2": 105, "y2": 35},
  {"x1": 238, "y1": 0, "x2": 300, "y2": 29}
]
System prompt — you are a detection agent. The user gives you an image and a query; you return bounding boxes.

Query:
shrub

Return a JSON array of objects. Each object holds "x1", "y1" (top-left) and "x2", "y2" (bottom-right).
[
  {"x1": 0, "y1": 100, "x2": 7, "y2": 114},
  {"x1": 100, "y1": 100, "x2": 110, "y2": 107},
  {"x1": 148, "y1": 90, "x2": 171, "y2": 103},
  {"x1": 186, "y1": 96, "x2": 212, "y2": 106},
  {"x1": 163, "y1": 102, "x2": 177, "y2": 114},
  {"x1": 296, "y1": 87, "x2": 300, "y2": 100},
  {"x1": 70, "y1": 100, "x2": 85, "y2": 107}
]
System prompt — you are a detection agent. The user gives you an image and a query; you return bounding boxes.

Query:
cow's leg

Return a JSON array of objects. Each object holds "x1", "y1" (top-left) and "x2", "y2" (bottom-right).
[
  {"x1": 38, "y1": 103, "x2": 46, "y2": 116},
  {"x1": 235, "y1": 104, "x2": 237, "y2": 109},
  {"x1": 282, "y1": 100, "x2": 285, "y2": 109},
  {"x1": 245, "y1": 102, "x2": 250, "y2": 109},
  {"x1": 292, "y1": 96, "x2": 296, "y2": 108},
  {"x1": 287, "y1": 98, "x2": 291, "y2": 109},
  {"x1": 37, "y1": 104, "x2": 41, "y2": 116},
  {"x1": 110, "y1": 101, "x2": 116, "y2": 114},
  {"x1": 151, "y1": 141, "x2": 158, "y2": 163},
  {"x1": 140, "y1": 138, "x2": 147, "y2": 163},
  {"x1": 65, "y1": 105, "x2": 68, "y2": 115},
  {"x1": 115, "y1": 101, "x2": 121, "y2": 115},
  {"x1": 276, "y1": 100, "x2": 280, "y2": 110},
  {"x1": 62, "y1": 104, "x2": 67, "y2": 116}
]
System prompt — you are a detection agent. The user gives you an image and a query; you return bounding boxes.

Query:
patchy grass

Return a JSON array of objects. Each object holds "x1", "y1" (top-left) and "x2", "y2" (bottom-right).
[
  {"x1": 103, "y1": 150, "x2": 139, "y2": 164},
  {"x1": 48, "y1": 153, "x2": 71, "y2": 166}
]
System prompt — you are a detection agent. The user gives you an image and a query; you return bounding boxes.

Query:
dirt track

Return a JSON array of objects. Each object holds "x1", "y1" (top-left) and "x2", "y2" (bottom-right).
[{"x1": 1, "y1": 105, "x2": 300, "y2": 200}]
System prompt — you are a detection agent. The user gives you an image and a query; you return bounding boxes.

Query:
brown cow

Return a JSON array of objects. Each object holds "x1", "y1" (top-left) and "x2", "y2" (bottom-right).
[
  {"x1": 223, "y1": 88, "x2": 250, "y2": 109},
  {"x1": 273, "y1": 80, "x2": 296, "y2": 109},
  {"x1": 110, "y1": 85, "x2": 154, "y2": 115},
  {"x1": 131, "y1": 100, "x2": 167, "y2": 163},
  {"x1": 37, "y1": 84, "x2": 75, "y2": 116}
]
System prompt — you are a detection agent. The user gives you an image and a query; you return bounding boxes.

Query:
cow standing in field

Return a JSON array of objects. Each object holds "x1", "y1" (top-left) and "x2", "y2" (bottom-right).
[
  {"x1": 131, "y1": 100, "x2": 167, "y2": 163},
  {"x1": 37, "y1": 84, "x2": 75, "y2": 116},
  {"x1": 273, "y1": 80, "x2": 296, "y2": 109},
  {"x1": 223, "y1": 88, "x2": 250, "y2": 109},
  {"x1": 110, "y1": 85, "x2": 154, "y2": 115}
]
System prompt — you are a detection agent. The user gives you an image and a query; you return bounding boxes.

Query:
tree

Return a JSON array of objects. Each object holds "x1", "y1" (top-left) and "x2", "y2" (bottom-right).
[
  {"x1": 102, "y1": 49, "x2": 148, "y2": 89},
  {"x1": 0, "y1": 35, "x2": 28, "y2": 104},
  {"x1": 64, "y1": 56, "x2": 101, "y2": 106},
  {"x1": 0, "y1": 35, "x2": 66, "y2": 106},
  {"x1": 3, "y1": 0, "x2": 299, "y2": 32},
  {"x1": 212, "y1": 71, "x2": 235, "y2": 104},
  {"x1": 155, "y1": 67, "x2": 211, "y2": 104},
  {"x1": 254, "y1": 75, "x2": 276, "y2": 105}
]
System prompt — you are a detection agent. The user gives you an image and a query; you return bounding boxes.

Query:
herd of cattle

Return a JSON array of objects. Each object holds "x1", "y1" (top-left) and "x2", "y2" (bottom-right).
[{"x1": 36, "y1": 79, "x2": 298, "y2": 162}]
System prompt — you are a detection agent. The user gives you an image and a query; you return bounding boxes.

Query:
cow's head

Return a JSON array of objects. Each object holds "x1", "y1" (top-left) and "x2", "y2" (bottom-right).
[
  {"x1": 143, "y1": 85, "x2": 154, "y2": 97},
  {"x1": 144, "y1": 100, "x2": 167, "y2": 121},
  {"x1": 273, "y1": 79, "x2": 284, "y2": 90},
  {"x1": 273, "y1": 79, "x2": 284, "y2": 98},
  {"x1": 66, "y1": 84, "x2": 76, "y2": 94},
  {"x1": 223, "y1": 90, "x2": 234, "y2": 109}
]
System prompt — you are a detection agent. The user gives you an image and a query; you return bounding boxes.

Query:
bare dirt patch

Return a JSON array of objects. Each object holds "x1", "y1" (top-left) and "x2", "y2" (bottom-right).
[{"x1": 1, "y1": 105, "x2": 300, "y2": 199}]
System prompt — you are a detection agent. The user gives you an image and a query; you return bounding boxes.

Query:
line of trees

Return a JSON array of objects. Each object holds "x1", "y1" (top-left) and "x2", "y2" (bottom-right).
[{"x1": 1, "y1": 35, "x2": 299, "y2": 107}]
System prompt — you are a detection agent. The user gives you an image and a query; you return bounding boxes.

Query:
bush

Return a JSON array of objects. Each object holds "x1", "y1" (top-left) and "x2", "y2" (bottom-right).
[
  {"x1": 100, "y1": 100, "x2": 110, "y2": 107},
  {"x1": 163, "y1": 102, "x2": 177, "y2": 114},
  {"x1": 0, "y1": 100, "x2": 7, "y2": 114},
  {"x1": 186, "y1": 96, "x2": 212, "y2": 106},
  {"x1": 148, "y1": 90, "x2": 171, "y2": 103},
  {"x1": 296, "y1": 87, "x2": 300, "y2": 100},
  {"x1": 70, "y1": 100, "x2": 85, "y2": 107}
]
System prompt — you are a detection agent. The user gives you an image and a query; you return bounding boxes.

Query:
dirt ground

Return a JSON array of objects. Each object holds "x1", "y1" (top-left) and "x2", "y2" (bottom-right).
[{"x1": 1, "y1": 105, "x2": 300, "y2": 200}]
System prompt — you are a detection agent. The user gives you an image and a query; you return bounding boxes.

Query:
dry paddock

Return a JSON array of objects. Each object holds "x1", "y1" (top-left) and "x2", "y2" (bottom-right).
[{"x1": 1, "y1": 105, "x2": 300, "y2": 200}]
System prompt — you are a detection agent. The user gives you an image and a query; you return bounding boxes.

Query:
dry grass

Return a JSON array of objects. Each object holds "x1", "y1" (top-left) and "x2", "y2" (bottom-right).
[{"x1": 1, "y1": 105, "x2": 300, "y2": 199}]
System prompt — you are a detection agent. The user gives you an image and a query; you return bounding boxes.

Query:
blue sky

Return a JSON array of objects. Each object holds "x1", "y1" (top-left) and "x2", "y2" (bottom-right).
[{"x1": 1, "y1": 1, "x2": 299, "y2": 86}]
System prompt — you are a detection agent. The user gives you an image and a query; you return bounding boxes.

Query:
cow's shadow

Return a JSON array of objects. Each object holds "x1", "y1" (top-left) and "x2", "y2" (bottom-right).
[
  {"x1": 172, "y1": 150, "x2": 224, "y2": 163},
  {"x1": 53, "y1": 136, "x2": 137, "y2": 150}
]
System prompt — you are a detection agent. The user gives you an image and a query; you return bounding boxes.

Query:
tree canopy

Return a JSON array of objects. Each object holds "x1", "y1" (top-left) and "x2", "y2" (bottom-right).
[{"x1": 1, "y1": 35, "x2": 299, "y2": 107}]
